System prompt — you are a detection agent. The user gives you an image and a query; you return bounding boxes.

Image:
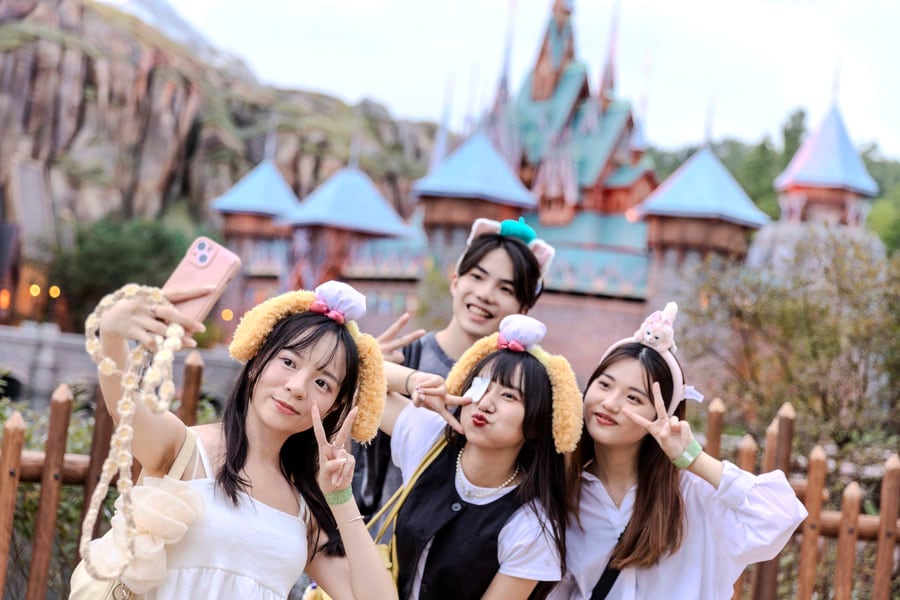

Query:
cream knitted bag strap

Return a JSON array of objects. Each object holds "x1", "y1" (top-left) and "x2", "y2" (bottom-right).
[{"x1": 69, "y1": 429, "x2": 199, "y2": 600}]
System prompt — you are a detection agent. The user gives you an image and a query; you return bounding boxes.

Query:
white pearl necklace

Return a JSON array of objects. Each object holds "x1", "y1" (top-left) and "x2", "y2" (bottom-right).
[{"x1": 455, "y1": 448, "x2": 519, "y2": 499}]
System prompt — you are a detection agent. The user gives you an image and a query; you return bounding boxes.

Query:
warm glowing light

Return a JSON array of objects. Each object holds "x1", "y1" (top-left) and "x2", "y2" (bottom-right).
[
  {"x1": 0, "y1": 289, "x2": 9, "y2": 310},
  {"x1": 221, "y1": 308, "x2": 234, "y2": 322},
  {"x1": 29, "y1": 284, "x2": 41, "y2": 297},
  {"x1": 49, "y1": 285, "x2": 61, "y2": 299}
]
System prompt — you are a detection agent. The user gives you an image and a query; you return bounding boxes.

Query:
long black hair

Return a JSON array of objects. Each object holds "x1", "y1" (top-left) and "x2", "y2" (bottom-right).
[
  {"x1": 218, "y1": 312, "x2": 360, "y2": 558},
  {"x1": 445, "y1": 350, "x2": 567, "y2": 594},
  {"x1": 457, "y1": 233, "x2": 543, "y2": 310}
]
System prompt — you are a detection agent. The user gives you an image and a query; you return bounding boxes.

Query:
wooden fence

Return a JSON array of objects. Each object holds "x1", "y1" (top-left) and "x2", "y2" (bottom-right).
[
  {"x1": 0, "y1": 351, "x2": 204, "y2": 600},
  {"x1": 704, "y1": 398, "x2": 900, "y2": 600},
  {"x1": 0, "y1": 360, "x2": 898, "y2": 598}
]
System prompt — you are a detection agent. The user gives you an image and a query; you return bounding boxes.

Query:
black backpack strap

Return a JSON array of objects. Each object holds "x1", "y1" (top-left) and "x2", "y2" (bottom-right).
[
  {"x1": 589, "y1": 561, "x2": 621, "y2": 600},
  {"x1": 589, "y1": 532, "x2": 624, "y2": 600},
  {"x1": 401, "y1": 336, "x2": 423, "y2": 371}
]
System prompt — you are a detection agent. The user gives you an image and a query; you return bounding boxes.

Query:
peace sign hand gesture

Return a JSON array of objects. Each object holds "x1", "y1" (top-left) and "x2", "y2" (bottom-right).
[
  {"x1": 312, "y1": 404, "x2": 358, "y2": 493},
  {"x1": 622, "y1": 382, "x2": 694, "y2": 461}
]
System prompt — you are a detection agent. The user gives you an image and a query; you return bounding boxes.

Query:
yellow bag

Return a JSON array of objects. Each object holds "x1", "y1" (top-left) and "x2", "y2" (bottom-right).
[
  {"x1": 69, "y1": 430, "x2": 198, "y2": 600},
  {"x1": 305, "y1": 438, "x2": 447, "y2": 599}
]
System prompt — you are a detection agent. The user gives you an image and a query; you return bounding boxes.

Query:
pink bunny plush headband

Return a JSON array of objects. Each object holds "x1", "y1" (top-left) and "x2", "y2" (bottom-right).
[
  {"x1": 597, "y1": 302, "x2": 704, "y2": 416},
  {"x1": 459, "y1": 217, "x2": 556, "y2": 293}
]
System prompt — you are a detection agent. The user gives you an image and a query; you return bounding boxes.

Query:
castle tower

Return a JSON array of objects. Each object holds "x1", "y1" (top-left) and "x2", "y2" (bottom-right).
[
  {"x1": 774, "y1": 105, "x2": 878, "y2": 226},
  {"x1": 280, "y1": 166, "x2": 410, "y2": 289},
  {"x1": 531, "y1": 0, "x2": 577, "y2": 101},
  {"x1": 413, "y1": 132, "x2": 537, "y2": 269},
  {"x1": 635, "y1": 147, "x2": 770, "y2": 303},
  {"x1": 210, "y1": 159, "x2": 301, "y2": 327}
]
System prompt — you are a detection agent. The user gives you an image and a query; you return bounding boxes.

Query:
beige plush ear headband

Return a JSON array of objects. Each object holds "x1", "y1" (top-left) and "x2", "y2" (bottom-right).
[
  {"x1": 229, "y1": 280, "x2": 386, "y2": 442},
  {"x1": 597, "y1": 302, "x2": 704, "y2": 415},
  {"x1": 444, "y1": 314, "x2": 583, "y2": 453}
]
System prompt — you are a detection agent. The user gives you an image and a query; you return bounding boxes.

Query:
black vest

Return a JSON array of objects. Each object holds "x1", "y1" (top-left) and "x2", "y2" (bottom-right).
[{"x1": 395, "y1": 444, "x2": 522, "y2": 600}]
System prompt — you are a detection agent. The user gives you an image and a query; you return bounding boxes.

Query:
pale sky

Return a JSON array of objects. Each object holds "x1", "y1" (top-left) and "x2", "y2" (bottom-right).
[{"x1": 166, "y1": 0, "x2": 899, "y2": 161}]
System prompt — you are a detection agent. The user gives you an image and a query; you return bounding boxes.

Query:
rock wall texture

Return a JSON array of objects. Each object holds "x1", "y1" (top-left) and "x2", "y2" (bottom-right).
[{"x1": 0, "y1": 0, "x2": 433, "y2": 231}]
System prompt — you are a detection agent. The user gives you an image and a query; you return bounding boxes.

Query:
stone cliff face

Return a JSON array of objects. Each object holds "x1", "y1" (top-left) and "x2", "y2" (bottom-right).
[{"x1": 0, "y1": 0, "x2": 433, "y2": 233}]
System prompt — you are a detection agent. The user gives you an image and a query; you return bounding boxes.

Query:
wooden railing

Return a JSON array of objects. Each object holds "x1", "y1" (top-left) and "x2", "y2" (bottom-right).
[
  {"x1": 1, "y1": 362, "x2": 897, "y2": 598},
  {"x1": 704, "y1": 399, "x2": 900, "y2": 600},
  {"x1": 0, "y1": 351, "x2": 204, "y2": 599}
]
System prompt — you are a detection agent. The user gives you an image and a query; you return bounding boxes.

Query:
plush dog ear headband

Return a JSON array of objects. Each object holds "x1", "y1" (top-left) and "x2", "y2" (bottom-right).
[
  {"x1": 444, "y1": 314, "x2": 583, "y2": 453},
  {"x1": 229, "y1": 280, "x2": 386, "y2": 442},
  {"x1": 458, "y1": 217, "x2": 555, "y2": 293},
  {"x1": 597, "y1": 302, "x2": 704, "y2": 416}
]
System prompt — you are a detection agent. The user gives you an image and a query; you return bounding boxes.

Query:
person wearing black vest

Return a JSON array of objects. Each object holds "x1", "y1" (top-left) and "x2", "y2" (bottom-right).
[
  {"x1": 353, "y1": 217, "x2": 556, "y2": 522},
  {"x1": 379, "y1": 314, "x2": 584, "y2": 600}
]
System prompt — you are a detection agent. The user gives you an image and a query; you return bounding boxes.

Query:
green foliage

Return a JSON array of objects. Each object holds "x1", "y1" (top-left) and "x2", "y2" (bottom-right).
[
  {"x1": 681, "y1": 227, "x2": 899, "y2": 449},
  {"x1": 414, "y1": 258, "x2": 452, "y2": 331},
  {"x1": 48, "y1": 218, "x2": 191, "y2": 332}
]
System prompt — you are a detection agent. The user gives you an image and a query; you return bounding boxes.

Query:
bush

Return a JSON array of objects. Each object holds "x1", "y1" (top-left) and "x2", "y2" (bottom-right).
[{"x1": 681, "y1": 224, "x2": 900, "y2": 451}]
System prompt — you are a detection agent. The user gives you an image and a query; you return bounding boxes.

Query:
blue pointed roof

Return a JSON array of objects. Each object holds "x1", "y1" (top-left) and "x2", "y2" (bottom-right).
[
  {"x1": 637, "y1": 147, "x2": 770, "y2": 228},
  {"x1": 774, "y1": 106, "x2": 878, "y2": 196},
  {"x1": 413, "y1": 132, "x2": 537, "y2": 208},
  {"x1": 279, "y1": 167, "x2": 411, "y2": 237},
  {"x1": 572, "y1": 99, "x2": 632, "y2": 187},
  {"x1": 210, "y1": 160, "x2": 301, "y2": 217}
]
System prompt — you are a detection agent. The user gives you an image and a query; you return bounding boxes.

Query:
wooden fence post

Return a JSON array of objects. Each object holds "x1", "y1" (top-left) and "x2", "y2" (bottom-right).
[
  {"x1": 833, "y1": 482, "x2": 861, "y2": 600},
  {"x1": 732, "y1": 434, "x2": 758, "y2": 600},
  {"x1": 873, "y1": 453, "x2": 899, "y2": 600},
  {"x1": 774, "y1": 403, "x2": 795, "y2": 475},
  {"x1": 0, "y1": 412, "x2": 25, "y2": 597},
  {"x1": 753, "y1": 412, "x2": 784, "y2": 600},
  {"x1": 705, "y1": 397, "x2": 724, "y2": 460},
  {"x1": 25, "y1": 384, "x2": 73, "y2": 600},
  {"x1": 797, "y1": 445, "x2": 827, "y2": 600},
  {"x1": 78, "y1": 386, "x2": 113, "y2": 560},
  {"x1": 180, "y1": 350, "x2": 204, "y2": 427}
]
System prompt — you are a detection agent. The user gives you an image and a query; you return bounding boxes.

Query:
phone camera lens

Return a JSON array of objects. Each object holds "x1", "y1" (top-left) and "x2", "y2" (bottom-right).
[
  {"x1": 197, "y1": 241, "x2": 207, "y2": 250},
  {"x1": 198, "y1": 253, "x2": 208, "y2": 264}
]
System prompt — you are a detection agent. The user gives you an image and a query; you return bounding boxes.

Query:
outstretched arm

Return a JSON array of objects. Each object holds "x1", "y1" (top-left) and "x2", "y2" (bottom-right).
[{"x1": 95, "y1": 287, "x2": 207, "y2": 476}]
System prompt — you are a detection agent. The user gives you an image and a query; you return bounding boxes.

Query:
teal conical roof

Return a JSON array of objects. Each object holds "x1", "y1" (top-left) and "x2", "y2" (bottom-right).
[
  {"x1": 774, "y1": 106, "x2": 878, "y2": 196},
  {"x1": 210, "y1": 160, "x2": 301, "y2": 217},
  {"x1": 279, "y1": 167, "x2": 410, "y2": 237},
  {"x1": 413, "y1": 132, "x2": 536, "y2": 208},
  {"x1": 637, "y1": 147, "x2": 770, "y2": 228}
]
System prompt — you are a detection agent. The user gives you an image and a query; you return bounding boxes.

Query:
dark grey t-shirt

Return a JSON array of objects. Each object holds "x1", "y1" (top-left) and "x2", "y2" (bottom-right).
[{"x1": 414, "y1": 331, "x2": 456, "y2": 379}]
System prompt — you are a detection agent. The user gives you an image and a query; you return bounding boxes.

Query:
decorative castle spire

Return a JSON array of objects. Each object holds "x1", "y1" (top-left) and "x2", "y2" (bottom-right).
[
  {"x1": 598, "y1": 0, "x2": 619, "y2": 113},
  {"x1": 531, "y1": 0, "x2": 575, "y2": 101}
]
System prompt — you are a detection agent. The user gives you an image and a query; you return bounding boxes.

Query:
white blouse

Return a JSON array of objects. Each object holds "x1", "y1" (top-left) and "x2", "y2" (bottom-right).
[{"x1": 549, "y1": 462, "x2": 808, "y2": 600}]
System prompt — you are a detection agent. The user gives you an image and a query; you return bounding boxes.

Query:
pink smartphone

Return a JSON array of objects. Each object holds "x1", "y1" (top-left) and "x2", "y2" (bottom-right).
[{"x1": 161, "y1": 236, "x2": 242, "y2": 323}]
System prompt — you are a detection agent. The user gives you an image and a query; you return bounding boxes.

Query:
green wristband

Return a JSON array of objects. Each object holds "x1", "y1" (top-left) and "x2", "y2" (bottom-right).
[
  {"x1": 324, "y1": 487, "x2": 353, "y2": 505},
  {"x1": 672, "y1": 438, "x2": 703, "y2": 469}
]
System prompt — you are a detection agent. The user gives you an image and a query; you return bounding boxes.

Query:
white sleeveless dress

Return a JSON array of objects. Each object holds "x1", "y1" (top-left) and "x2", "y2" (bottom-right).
[{"x1": 145, "y1": 437, "x2": 309, "y2": 600}]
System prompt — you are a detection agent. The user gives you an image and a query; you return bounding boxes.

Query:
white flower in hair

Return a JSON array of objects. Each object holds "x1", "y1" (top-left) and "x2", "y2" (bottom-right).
[
  {"x1": 311, "y1": 280, "x2": 366, "y2": 323},
  {"x1": 498, "y1": 314, "x2": 547, "y2": 352}
]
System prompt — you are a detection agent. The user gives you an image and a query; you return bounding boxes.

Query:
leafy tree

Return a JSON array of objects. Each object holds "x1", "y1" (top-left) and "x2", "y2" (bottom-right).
[
  {"x1": 48, "y1": 218, "x2": 190, "y2": 332},
  {"x1": 681, "y1": 225, "x2": 899, "y2": 449},
  {"x1": 780, "y1": 108, "x2": 806, "y2": 169}
]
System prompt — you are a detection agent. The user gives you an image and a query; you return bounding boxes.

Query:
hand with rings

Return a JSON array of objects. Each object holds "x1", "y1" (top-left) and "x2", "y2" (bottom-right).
[
  {"x1": 312, "y1": 403, "x2": 358, "y2": 492},
  {"x1": 622, "y1": 381, "x2": 695, "y2": 461},
  {"x1": 408, "y1": 371, "x2": 472, "y2": 435}
]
